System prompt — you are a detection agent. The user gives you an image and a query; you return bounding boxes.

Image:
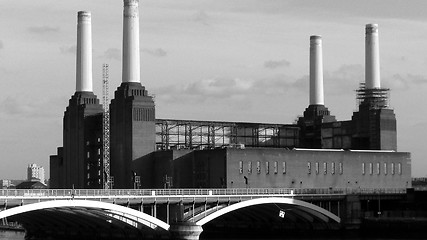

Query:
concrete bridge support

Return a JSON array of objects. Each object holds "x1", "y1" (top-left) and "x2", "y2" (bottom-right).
[
  {"x1": 344, "y1": 195, "x2": 362, "y2": 229},
  {"x1": 168, "y1": 202, "x2": 185, "y2": 223},
  {"x1": 169, "y1": 222, "x2": 203, "y2": 240},
  {"x1": 168, "y1": 202, "x2": 203, "y2": 240}
]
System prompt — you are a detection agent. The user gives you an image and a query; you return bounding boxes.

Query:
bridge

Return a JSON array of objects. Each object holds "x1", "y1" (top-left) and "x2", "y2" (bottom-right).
[{"x1": 0, "y1": 188, "x2": 406, "y2": 240}]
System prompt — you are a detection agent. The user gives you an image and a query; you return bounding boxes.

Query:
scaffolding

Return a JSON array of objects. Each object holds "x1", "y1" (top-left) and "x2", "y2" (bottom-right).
[
  {"x1": 102, "y1": 64, "x2": 111, "y2": 189},
  {"x1": 356, "y1": 82, "x2": 390, "y2": 109},
  {"x1": 155, "y1": 119, "x2": 299, "y2": 150}
]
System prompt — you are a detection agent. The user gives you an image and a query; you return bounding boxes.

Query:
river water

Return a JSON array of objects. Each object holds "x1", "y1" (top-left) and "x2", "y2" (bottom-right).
[
  {"x1": 0, "y1": 230, "x2": 25, "y2": 240},
  {"x1": 0, "y1": 229, "x2": 424, "y2": 240}
]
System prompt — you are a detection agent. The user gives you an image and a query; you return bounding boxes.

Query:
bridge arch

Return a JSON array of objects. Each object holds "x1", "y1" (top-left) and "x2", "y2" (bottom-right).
[
  {"x1": 195, "y1": 197, "x2": 340, "y2": 226},
  {"x1": 0, "y1": 199, "x2": 170, "y2": 231}
]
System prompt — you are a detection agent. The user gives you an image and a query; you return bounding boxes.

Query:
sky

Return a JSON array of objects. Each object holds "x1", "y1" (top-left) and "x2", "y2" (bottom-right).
[{"x1": 0, "y1": 0, "x2": 427, "y2": 180}]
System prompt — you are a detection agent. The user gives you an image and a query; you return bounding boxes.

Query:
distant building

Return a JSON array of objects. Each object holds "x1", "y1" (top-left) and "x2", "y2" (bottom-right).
[
  {"x1": 50, "y1": 2, "x2": 410, "y2": 191},
  {"x1": 412, "y1": 178, "x2": 427, "y2": 191},
  {"x1": 49, "y1": 11, "x2": 103, "y2": 189},
  {"x1": 16, "y1": 181, "x2": 47, "y2": 189},
  {"x1": 0, "y1": 179, "x2": 12, "y2": 189},
  {"x1": 149, "y1": 148, "x2": 410, "y2": 189},
  {"x1": 27, "y1": 163, "x2": 45, "y2": 184}
]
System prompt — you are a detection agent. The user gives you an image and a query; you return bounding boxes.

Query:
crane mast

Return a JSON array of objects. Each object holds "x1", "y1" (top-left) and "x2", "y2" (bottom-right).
[{"x1": 102, "y1": 64, "x2": 111, "y2": 189}]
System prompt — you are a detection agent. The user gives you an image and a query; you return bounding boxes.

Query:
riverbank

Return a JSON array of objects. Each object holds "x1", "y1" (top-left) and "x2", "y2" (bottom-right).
[
  {"x1": 0, "y1": 224, "x2": 24, "y2": 232},
  {"x1": 201, "y1": 217, "x2": 427, "y2": 239},
  {"x1": 360, "y1": 217, "x2": 427, "y2": 239},
  {"x1": 0, "y1": 229, "x2": 25, "y2": 240},
  {"x1": 2, "y1": 217, "x2": 427, "y2": 240}
]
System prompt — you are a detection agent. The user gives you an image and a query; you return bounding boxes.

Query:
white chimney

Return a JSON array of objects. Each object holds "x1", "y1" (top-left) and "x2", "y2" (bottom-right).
[
  {"x1": 122, "y1": 0, "x2": 140, "y2": 83},
  {"x1": 76, "y1": 11, "x2": 93, "y2": 92},
  {"x1": 309, "y1": 35, "x2": 324, "y2": 105},
  {"x1": 365, "y1": 23, "x2": 381, "y2": 89}
]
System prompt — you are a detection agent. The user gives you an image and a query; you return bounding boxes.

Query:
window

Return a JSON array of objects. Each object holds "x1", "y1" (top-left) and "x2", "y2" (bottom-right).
[
  {"x1": 266, "y1": 162, "x2": 270, "y2": 174},
  {"x1": 369, "y1": 163, "x2": 373, "y2": 175},
  {"x1": 339, "y1": 162, "x2": 343, "y2": 175},
  {"x1": 315, "y1": 162, "x2": 319, "y2": 175},
  {"x1": 87, "y1": 151, "x2": 90, "y2": 159},
  {"x1": 87, "y1": 173, "x2": 90, "y2": 179},
  {"x1": 391, "y1": 163, "x2": 395, "y2": 175},
  {"x1": 257, "y1": 161, "x2": 261, "y2": 174},
  {"x1": 331, "y1": 162, "x2": 335, "y2": 175},
  {"x1": 376, "y1": 162, "x2": 380, "y2": 175},
  {"x1": 362, "y1": 163, "x2": 365, "y2": 175},
  {"x1": 398, "y1": 163, "x2": 402, "y2": 175},
  {"x1": 87, "y1": 164, "x2": 90, "y2": 170},
  {"x1": 98, "y1": 148, "x2": 101, "y2": 155},
  {"x1": 98, "y1": 170, "x2": 101, "y2": 176},
  {"x1": 274, "y1": 161, "x2": 278, "y2": 174},
  {"x1": 384, "y1": 163, "x2": 387, "y2": 175},
  {"x1": 97, "y1": 138, "x2": 101, "y2": 143},
  {"x1": 307, "y1": 162, "x2": 311, "y2": 174},
  {"x1": 323, "y1": 162, "x2": 327, "y2": 175},
  {"x1": 248, "y1": 161, "x2": 252, "y2": 174},
  {"x1": 86, "y1": 141, "x2": 90, "y2": 146},
  {"x1": 282, "y1": 162, "x2": 286, "y2": 174},
  {"x1": 239, "y1": 161, "x2": 243, "y2": 174}
]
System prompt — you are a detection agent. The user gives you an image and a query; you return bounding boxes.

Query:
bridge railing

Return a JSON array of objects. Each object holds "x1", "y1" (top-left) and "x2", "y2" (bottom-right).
[{"x1": 0, "y1": 188, "x2": 407, "y2": 198}]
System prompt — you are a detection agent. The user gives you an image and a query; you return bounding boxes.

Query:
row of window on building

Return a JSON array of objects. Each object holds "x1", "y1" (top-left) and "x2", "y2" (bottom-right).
[
  {"x1": 361, "y1": 162, "x2": 402, "y2": 175},
  {"x1": 238, "y1": 161, "x2": 403, "y2": 176},
  {"x1": 86, "y1": 138, "x2": 102, "y2": 146},
  {"x1": 86, "y1": 148, "x2": 102, "y2": 159},
  {"x1": 307, "y1": 162, "x2": 344, "y2": 175},
  {"x1": 239, "y1": 161, "x2": 285, "y2": 175},
  {"x1": 86, "y1": 178, "x2": 102, "y2": 186},
  {"x1": 86, "y1": 159, "x2": 102, "y2": 169},
  {"x1": 238, "y1": 161, "x2": 344, "y2": 175}
]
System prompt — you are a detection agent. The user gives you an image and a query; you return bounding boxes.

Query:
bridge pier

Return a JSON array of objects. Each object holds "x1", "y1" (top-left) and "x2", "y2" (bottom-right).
[
  {"x1": 169, "y1": 222, "x2": 203, "y2": 240},
  {"x1": 344, "y1": 195, "x2": 362, "y2": 229}
]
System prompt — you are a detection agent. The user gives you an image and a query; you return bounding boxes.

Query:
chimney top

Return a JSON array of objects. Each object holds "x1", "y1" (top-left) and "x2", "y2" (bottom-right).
[
  {"x1": 124, "y1": 0, "x2": 139, "y2": 6},
  {"x1": 366, "y1": 23, "x2": 378, "y2": 34},
  {"x1": 77, "y1": 11, "x2": 91, "y2": 20}
]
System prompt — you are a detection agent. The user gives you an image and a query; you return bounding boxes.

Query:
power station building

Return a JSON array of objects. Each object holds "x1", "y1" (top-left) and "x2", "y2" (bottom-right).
[{"x1": 50, "y1": 0, "x2": 411, "y2": 190}]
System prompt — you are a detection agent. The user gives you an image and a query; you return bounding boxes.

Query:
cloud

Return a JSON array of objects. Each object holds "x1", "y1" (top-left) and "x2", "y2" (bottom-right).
[
  {"x1": 0, "y1": 40, "x2": 3, "y2": 49},
  {"x1": 155, "y1": 77, "x2": 251, "y2": 103},
  {"x1": 255, "y1": 74, "x2": 306, "y2": 95},
  {"x1": 323, "y1": 64, "x2": 364, "y2": 94},
  {"x1": 193, "y1": 10, "x2": 210, "y2": 25},
  {"x1": 0, "y1": 97, "x2": 34, "y2": 116},
  {"x1": 60, "y1": 45, "x2": 76, "y2": 55},
  {"x1": 142, "y1": 48, "x2": 167, "y2": 57},
  {"x1": 186, "y1": 1, "x2": 427, "y2": 24},
  {"x1": 154, "y1": 78, "x2": 248, "y2": 104},
  {"x1": 28, "y1": 26, "x2": 60, "y2": 34},
  {"x1": 264, "y1": 59, "x2": 291, "y2": 69},
  {"x1": 151, "y1": 75, "x2": 311, "y2": 123},
  {"x1": 0, "y1": 96, "x2": 64, "y2": 119},
  {"x1": 154, "y1": 64, "x2": 366, "y2": 107},
  {"x1": 383, "y1": 74, "x2": 427, "y2": 90},
  {"x1": 185, "y1": 77, "x2": 252, "y2": 97},
  {"x1": 294, "y1": 64, "x2": 427, "y2": 96},
  {"x1": 102, "y1": 48, "x2": 121, "y2": 61},
  {"x1": 153, "y1": 75, "x2": 307, "y2": 105}
]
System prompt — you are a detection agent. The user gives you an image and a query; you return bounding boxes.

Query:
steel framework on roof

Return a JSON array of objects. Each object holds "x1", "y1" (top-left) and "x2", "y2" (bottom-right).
[{"x1": 155, "y1": 119, "x2": 299, "y2": 150}]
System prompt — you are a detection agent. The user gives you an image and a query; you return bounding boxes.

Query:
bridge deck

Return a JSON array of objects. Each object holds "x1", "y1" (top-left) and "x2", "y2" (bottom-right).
[
  {"x1": 0, "y1": 188, "x2": 406, "y2": 197},
  {"x1": 0, "y1": 188, "x2": 406, "y2": 206}
]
